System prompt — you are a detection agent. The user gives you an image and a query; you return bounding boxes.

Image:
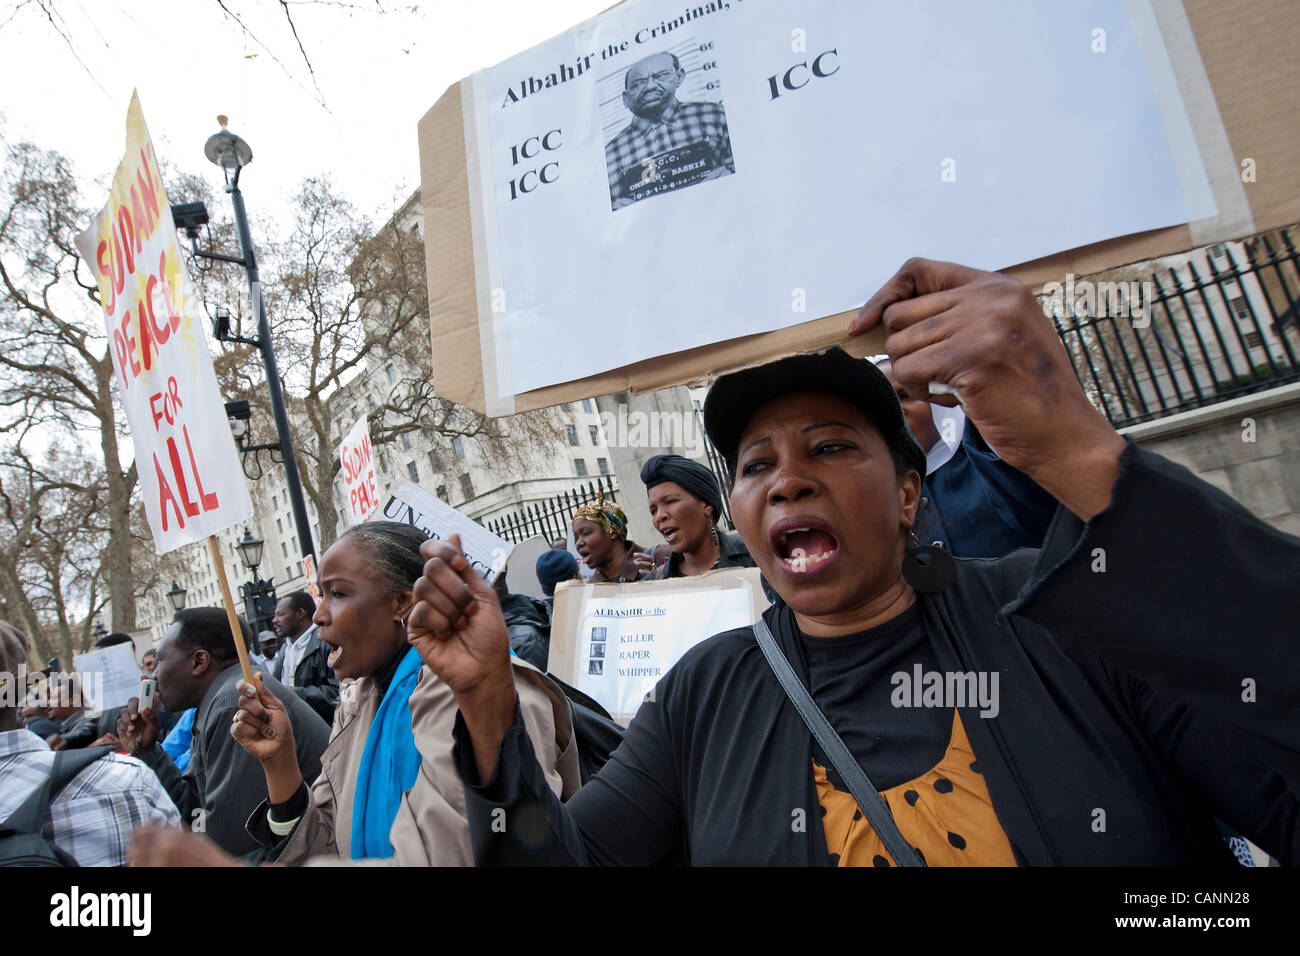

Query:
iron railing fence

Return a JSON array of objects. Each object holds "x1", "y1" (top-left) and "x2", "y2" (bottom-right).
[
  {"x1": 485, "y1": 475, "x2": 620, "y2": 545},
  {"x1": 1048, "y1": 227, "x2": 1300, "y2": 430}
]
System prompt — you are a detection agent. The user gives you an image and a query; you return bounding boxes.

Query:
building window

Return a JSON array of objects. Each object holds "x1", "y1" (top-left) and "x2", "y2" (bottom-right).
[
  {"x1": 385, "y1": 363, "x2": 397, "y2": 386},
  {"x1": 1230, "y1": 296, "x2": 1251, "y2": 322},
  {"x1": 575, "y1": 459, "x2": 588, "y2": 477},
  {"x1": 582, "y1": 398, "x2": 594, "y2": 413},
  {"x1": 588, "y1": 425, "x2": 600, "y2": 445},
  {"x1": 428, "y1": 450, "x2": 439, "y2": 472},
  {"x1": 335, "y1": 482, "x2": 344, "y2": 502},
  {"x1": 598, "y1": 457, "x2": 610, "y2": 475},
  {"x1": 437, "y1": 485, "x2": 448, "y2": 501},
  {"x1": 400, "y1": 431, "x2": 412, "y2": 450},
  {"x1": 452, "y1": 436, "x2": 465, "y2": 460},
  {"x1": 281, "y1": 542, "x2": 288, "y2": 558},
  {"x1": 567, "y1": 425, "x2": 579, "y2": 446},
  {"x1": 407, "y1": 460, "x2": 420, "y2": 483},
  {"x1": 1209, "y1": 243, "x2": 1226, "y2": 259},
  {"x1": 1243, "y1": 330, "x2": 1264, "y2": 349},
  {"x1": 272, "y1": 493, "x2": 278, "y2": 509},
  {"x1": 459, "y1": 473, "x2": 474, "y2": 500},
  {"x1": 276, "y1": 517, "x2": 283, "y2": 533},
  {"x1": 313, "y1": 523, "x2": 320, "y2": 540}
]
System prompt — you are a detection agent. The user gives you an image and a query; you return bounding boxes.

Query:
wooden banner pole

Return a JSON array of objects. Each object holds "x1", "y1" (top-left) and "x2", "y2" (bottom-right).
[{"x1": 208, "y1": 534, "x2": 256, "y2": 685}]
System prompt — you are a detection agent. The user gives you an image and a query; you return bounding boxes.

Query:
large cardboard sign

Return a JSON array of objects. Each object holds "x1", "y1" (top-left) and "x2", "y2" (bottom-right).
[
  {"x1": 549, "y1": 566, "x2": 769, "y2": 724},
  {"x1": 377, "y1": 477, "x2": 514, "y2": 582},
  {"x1": 75, "y1": 92, "x2": 253, "y2": 552},
  {"x1": 419, "y1": 0, "x2": 1300, "y2": 415}
]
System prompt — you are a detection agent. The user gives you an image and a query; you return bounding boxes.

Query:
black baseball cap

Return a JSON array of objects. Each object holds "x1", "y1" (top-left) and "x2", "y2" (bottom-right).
[{"x1": 703, "y1": 346, "x2": 926, "y2": 479}]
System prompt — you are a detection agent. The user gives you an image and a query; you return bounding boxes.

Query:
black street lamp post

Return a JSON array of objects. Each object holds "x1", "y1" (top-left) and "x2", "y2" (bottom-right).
[
  {"x1": 172, "y1": 116, "x2": 316, "y2": 562},
  {"x1": 235, "y1": 528, "x2": 278, "y2": 636}
]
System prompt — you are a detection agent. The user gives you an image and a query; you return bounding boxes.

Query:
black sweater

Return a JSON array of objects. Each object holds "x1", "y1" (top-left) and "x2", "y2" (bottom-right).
[{"x1": 453, "y1": 442, "x2": 1300, "y2": 865}]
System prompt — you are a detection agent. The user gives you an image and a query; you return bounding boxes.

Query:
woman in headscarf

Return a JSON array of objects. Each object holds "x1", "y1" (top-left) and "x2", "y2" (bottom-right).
[
  {"x1": 570, "y1": 495, "x2": 654, "y2": 582},
  {"x1": 636, "y1": 454, "x2": 754, "y2": 578},
  {"x1": 407, "y1": 258, "x2": 1300, "y2": 866},
  {"x1": 128, "y1": 521, "x2": 581, "y2": 866}
]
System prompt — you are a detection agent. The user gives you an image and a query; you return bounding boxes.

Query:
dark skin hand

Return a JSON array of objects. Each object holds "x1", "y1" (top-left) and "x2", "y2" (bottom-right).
[
  {"x1": 128, "y1": 824, "x2": 242, "y2": 867},
  {"x1": 231, "y1": 674, "x2": 302, "y2": 804},
  {"x1": 851, "y1": 257, "x2": 1126, "y2": 520},
  {"x1": 116, "y1": 696, "x2": 162, "y2": 755},
  {"x1": 407, "y1": 534, "x2": 515, "y2": 785}
]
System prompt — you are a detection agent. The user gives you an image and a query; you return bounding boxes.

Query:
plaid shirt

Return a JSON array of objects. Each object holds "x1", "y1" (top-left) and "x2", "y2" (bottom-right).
[
  {"x1": 605, "y1": 98, "x2": 733, "y2": 204},
  {"x1": 0, "y1": 729, "x2": 180, "y2": 866}
]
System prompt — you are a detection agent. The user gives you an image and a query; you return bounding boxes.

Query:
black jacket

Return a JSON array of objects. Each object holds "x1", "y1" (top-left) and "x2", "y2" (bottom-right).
[
  {"x1": 272, "y1": 627, "x2": 340, "y2": 725},
  {"x1": 452, "y1": 443, "x2": 1300, "y2": 865},
  {"x1": 654, "y1": 529, "x2": 755, "y2": 579},
  {"x1": 501, "y1": 592, "x2": 554, "y2": 672}
]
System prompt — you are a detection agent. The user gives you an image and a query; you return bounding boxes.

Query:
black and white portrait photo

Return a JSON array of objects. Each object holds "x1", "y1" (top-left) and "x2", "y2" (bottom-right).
[{"x1": 603, "y1": 49, "x2": 734, "y2": 210}]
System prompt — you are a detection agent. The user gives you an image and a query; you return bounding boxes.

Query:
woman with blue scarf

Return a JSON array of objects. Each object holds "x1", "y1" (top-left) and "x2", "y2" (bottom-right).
[{"x1": 228, "y1": 521, "x2": 580, "y2": 865}]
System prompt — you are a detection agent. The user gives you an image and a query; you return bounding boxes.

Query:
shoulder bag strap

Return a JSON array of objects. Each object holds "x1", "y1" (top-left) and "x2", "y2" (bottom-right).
[{"x1": 753, "y1": 618, "x2": 925, "y2": 867}]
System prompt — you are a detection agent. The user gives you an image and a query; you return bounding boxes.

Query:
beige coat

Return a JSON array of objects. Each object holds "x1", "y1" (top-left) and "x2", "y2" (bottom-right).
[{"x1": 265, "y1": 657, "x2": 579, "y2": 865}]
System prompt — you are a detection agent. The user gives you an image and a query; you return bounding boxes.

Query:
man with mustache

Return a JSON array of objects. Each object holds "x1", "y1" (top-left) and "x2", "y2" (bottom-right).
[{"x1": 604, "y1": 50, "x2": 734, "y2": 209}]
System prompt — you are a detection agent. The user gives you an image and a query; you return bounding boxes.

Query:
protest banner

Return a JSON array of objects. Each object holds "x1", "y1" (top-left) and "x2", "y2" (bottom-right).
[
  {"x1": 73, "y1": 644, "x2": 140, "y2": 713},
  {"x1": 301, "y1": 554, "x2": 322, "y2": 603},
  {"x1": 338, "y1": 415, "x2": 380, "y2": 525},
  {"x1": 377, "y1": 477, "x2": 513, "y2": 583},
  {"x1": 549, "y1": 566, "x2": 769, "y2": 724},
  {"x1": 419, "y1": 0, "x2": 1300, "y2": 415},
  {"x1": 75, "y1": 92, "x2": 256, "y2": 684}
]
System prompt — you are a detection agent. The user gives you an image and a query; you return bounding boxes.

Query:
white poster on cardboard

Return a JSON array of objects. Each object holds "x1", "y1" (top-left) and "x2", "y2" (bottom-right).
[
  {"x1": 467, "y1": 0, "x2": 1215, "y2": 398},
  {"x1": 552, "y1": 567, "x2": 768, "y2": 723},
  {"x1": 376, "y1": 478, "x2": 513, "y2": 582},
  {"x1": 73, "y1": 93, "x2": 252, "y2": 553}
]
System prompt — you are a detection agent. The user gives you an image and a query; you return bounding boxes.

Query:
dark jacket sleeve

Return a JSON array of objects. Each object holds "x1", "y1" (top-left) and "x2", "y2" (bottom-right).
[
  {"x1": 453, "y1": 691, "x2": 683, "y2": 866},
  {"x1": 1005, "y1": 440, "x2": 1300, "y2": 752},
  {"x1": 1005, "y1": 441, "x2": 1300, "y2": 858},
  {"x1": 140, "y1": 742, "x2": 199, "y2": 823},
  {"x1": 294, "y1": 646, "x2": 340, "y2": 725}
]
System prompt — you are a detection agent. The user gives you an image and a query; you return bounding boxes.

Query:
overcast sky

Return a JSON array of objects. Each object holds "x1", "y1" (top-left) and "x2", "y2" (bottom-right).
[{"x1": 0, "y1": 0, "x2": 613, "y2": 223}]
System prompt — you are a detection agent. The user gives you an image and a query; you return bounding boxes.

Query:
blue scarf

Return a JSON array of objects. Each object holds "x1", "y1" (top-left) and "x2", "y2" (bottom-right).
[{"x1": 350, "y1": 647, "x2": 423, "y2": 859}]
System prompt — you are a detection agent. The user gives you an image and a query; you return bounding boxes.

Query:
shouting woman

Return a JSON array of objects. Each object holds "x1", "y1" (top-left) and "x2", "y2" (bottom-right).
[
  {"x1": 407, "y1": 258, "x2": 1300, "y2": 867},
  {"x1": 570, "y1": 496, "x2": 655, "y2": 582},
  {"x1": 129, "y1": 521, "x2": 580, "y2": 866},
  {"x1": 636, "y1": 454, "x2": 754, "y2": 578}
]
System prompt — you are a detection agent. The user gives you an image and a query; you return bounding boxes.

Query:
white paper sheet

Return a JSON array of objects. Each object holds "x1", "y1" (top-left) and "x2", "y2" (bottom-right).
[{"x1": 469, "y1": 0, "x2": 1214, "y2": 397}]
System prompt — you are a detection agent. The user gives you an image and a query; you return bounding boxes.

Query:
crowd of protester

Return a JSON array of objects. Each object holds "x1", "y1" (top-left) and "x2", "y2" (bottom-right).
[{"x1": 3, "y1": 259, "x2": 1296, "y2": 868}]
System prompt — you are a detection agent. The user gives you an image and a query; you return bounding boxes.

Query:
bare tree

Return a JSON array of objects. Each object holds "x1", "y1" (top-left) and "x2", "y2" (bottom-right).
[{"x1": 0, "y1": 133, "x2": 141, "y2": 630}]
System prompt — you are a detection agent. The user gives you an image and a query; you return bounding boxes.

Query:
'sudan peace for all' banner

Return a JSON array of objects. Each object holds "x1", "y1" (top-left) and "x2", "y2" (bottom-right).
[
  {"x1": 75, "y1": 92, "x2": 252, "y2": 553},
  {"x1": 453, "y1": 0, "x2": 1216, "y2": 408}
]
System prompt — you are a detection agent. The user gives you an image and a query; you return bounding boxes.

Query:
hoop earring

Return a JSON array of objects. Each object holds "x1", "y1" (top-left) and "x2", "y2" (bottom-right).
[
  {"x1": 901, "y1": 530, "x2": 956, "y2": 593},
  {"x1": 710, "y1": 524, "x2": 720, "y2": 548}
]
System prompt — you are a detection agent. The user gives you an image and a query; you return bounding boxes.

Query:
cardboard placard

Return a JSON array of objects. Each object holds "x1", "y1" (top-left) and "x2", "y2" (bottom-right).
[
  {"x1": 549, "y1": 566, "x2": 770, "y2": 724},
  {"x1": 419, "y1": 0, "x2": 1300, "y2": 416}
]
